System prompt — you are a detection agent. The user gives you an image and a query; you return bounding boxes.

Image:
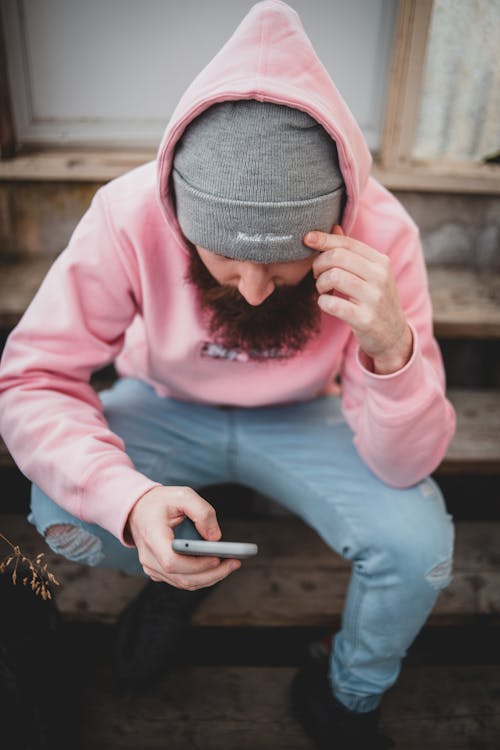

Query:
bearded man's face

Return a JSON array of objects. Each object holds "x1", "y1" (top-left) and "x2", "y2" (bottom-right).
[{"x1": 185, "y1": 242, "x2": 322, "y2": 359}]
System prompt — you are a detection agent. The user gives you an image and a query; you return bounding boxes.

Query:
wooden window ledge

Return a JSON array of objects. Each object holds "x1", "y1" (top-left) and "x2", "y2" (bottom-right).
[
  {"x1": 0, "y1": 148, "x2": 157, "y2": 182},
  {"x1": 0, "y1": 148, "x2": 499, "y2": 194}
]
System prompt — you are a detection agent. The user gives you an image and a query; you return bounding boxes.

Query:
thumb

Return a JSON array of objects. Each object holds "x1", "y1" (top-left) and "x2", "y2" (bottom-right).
[{"x1": 332, "y1": 224, "x2": 344, "y2": 236}]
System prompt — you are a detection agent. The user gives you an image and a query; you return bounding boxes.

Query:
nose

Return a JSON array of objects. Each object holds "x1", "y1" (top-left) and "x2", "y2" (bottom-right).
[{"x1": 238, "y1": 264, "x2": 275, "y2": 306}]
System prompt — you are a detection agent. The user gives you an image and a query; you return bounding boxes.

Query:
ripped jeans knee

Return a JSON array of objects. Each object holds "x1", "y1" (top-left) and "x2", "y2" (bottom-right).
[
  {"x1": 44, "y1": 523, "x2": 105, "y2": 567},
  {"x1": 416, "y1": 479, "x2": 455, "y2": 592},
  {"x1": 425, "y1": 556, "x2": 454, "y2": 591}
]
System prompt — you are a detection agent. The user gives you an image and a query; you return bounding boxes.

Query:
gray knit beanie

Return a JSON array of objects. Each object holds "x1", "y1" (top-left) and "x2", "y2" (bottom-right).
[{"x1": 171, "y1": 100, "x2": 345, "y2": 263}]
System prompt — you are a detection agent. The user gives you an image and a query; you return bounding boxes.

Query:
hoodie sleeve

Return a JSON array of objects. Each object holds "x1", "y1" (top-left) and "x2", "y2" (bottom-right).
[
  {"x1": 339, "y1": 214, "x2": 456, "y2": 488},
  {"x1": 0, "y1": 189, "x2": 160, "y2": 545}
]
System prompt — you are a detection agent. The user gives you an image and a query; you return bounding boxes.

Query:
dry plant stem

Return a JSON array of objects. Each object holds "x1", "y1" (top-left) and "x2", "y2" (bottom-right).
[{"x1": 0, "y1": 530, "x2": 60, "y2": 600}]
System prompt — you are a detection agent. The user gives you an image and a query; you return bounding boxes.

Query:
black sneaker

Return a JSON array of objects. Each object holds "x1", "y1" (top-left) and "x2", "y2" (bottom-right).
[
  {"x1": 290, "y1": 640, "x2": 395, "y2": 750},
  {"x1": 113, "y1": 579, "x2": 214, "y2": 692}
]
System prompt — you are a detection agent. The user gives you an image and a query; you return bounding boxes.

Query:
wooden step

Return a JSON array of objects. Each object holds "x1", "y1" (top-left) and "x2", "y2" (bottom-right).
[
  {"x1": 1, "y1": 387, "x2": 499, "y2": 473},
  {"x1": 428, "y1": 266, "x2": 500, "y2": 339},
  {"x1": 1, "y1": 257, "x2": 500, "y2": 337},
  {"x1": 1, "y1": 515, "x2": 499, "y2": 627},
  {"x1": 1, "y1": 257, "x2": 499, "y2": 474},
  {"x1": 79, "y1": 662, "x2": 500, "y2": 749},
  {"x1": 440, "y1": 389, "x2": 500, "y2": 474},
  {"x1": 0, "y1": 255, "x2": 54, "y2": 329}
]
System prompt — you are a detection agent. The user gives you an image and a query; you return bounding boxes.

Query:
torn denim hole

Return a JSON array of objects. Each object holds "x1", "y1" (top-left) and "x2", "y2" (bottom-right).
[
  {"x1": 425, "y1": 557, "x2": 453, "y2": 591},
  {"x1": 44, "y1": 525, "x2": 105, "y2": 567}
]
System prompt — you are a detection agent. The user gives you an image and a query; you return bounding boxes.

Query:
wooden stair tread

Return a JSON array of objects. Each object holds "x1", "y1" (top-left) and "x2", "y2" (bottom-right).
[
  {"x1": 1, "y1": 257, "x2": 500, "y2": 337},
  {"x1": 1, "y1": 515, "x2": 499, "y2": 627},
  {"x1": 1, "y1": 257, "x2": 499, "y2": 472},
  {"x1": 440, "y1": 389, "x2": 500, "y2": 473},
  {"x1": 1, "y1": 387, "x2": 499, "y2": 472},
  {"x1": 0, "y1": 256, "x2": 55, "y2": 328},
  {"x1": 80, "y1": 663, "x2": 500, "y2": 749},
  {"x1": 428, "y1": 266, "x2": 500, "y2": 338}
]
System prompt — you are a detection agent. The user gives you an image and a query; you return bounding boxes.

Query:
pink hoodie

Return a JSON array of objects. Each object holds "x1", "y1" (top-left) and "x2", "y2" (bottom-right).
[{"x1": 0, "y1": 1, "x2": 455, "y2": 544}]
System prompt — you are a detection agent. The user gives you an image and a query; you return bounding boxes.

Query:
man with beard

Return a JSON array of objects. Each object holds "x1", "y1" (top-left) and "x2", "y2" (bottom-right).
[
  {"x1": 0, "y1": 4, "x2": 456, "y2": 748},
  {"x1": 184, "y1": 238, "x2": 321, "y2": 359}
]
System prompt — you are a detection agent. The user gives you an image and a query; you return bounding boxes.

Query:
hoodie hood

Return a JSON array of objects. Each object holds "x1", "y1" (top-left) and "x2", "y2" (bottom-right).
[{"x1": 157, "y1": 0, "x2": 372, "y2": 247}]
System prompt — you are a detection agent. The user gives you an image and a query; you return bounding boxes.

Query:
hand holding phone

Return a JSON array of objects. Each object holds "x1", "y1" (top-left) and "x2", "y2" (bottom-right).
[
  {"x1": 172, "y1": 539, "x2": 258, "y2": 559},
  {"x1": 126, "y1": 486, "x2": 242, "y2": 589}
]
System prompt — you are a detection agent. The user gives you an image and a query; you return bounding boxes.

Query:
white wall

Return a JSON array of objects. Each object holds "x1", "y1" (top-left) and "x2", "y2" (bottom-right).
[{"x1": 3, "y1": 0, "x2": 397, "y2": 150}]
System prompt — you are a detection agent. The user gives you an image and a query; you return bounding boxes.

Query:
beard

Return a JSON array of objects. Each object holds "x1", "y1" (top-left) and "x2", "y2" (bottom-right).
[{"x1": 185, "y1": 243, "x2": 322, "y2": 359}]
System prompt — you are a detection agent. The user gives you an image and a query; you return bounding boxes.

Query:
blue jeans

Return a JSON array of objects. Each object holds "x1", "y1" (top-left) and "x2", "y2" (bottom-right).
[{"x1": 29, "y1": 377, "x2": 454, "y2": 712}]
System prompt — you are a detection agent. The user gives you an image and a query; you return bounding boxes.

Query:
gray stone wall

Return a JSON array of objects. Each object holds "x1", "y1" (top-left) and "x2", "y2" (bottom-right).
[{"x1": 396, "y1": 192, "x2": 500, "y2": 270}]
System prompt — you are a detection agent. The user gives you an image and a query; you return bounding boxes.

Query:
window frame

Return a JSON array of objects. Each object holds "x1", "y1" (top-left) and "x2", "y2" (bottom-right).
[
  {"x1": 374, "y1": 0, "x2": 500, "y2": 194},
  {"x1": 0, "y1": 10, "x2": 15, "y2": 160},
  {"x1": 1, "y1": 0, "x2": 499, "y2": 194}
]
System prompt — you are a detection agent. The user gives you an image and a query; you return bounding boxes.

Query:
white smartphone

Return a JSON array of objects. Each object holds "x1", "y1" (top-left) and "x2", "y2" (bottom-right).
[{"x1": 172, "y1": 539, "x2": 258, "y2": 559}]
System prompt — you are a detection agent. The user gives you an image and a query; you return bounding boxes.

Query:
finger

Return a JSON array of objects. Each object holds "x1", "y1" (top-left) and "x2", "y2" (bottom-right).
[
  {"x1": 140, "y1": 540, "x2": 223, "y2": 577},
  {"x1": 140, "y1": 531, "x2": 221, "y2": 573},
  {"x1": 313, "y1": 247, "x2": 374, "y2": 284},
  {"x1": 305, "y1": 229, "x2": 381, "y2": 262},
  {"x1": 318, "y1": 292, "x2": 359, "y2": 325},
  {"x1": 174, "y1": 490, "x2": 222, "y2": 541},
  {"x1": 143, "y1": 554, "x2": 222, "y2": 581},
  {"x1": 316, "y1": 266, "x2": 370, "y2": 302},
  {"x1": 167, "y1": 558, "x2": 242, "y2": 590},
  {"x1": 168, "y1": 552, "x2": 223, "y2": 574},
  {"x1": 161, "y1": 487, "x2": 222, "y2": 542}
]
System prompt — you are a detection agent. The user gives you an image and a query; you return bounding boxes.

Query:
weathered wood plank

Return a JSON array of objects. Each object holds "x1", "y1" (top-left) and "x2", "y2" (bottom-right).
[
  {"x1": 80, "y1": 663, "x2": 500, "y2": 750},
  {"x1": 2, "y1": 258, "x2": 500, "y2": 337},
  {"x1": 0, "y1": 255, "x2": 56, "y2": 327},
  {"x1": 0, "y1": 149, "x2": 155, "y2": 181},
  {"x1": 1, "y1": 515, "x2": 499, "y2": 627},
  {"x1": 1, "y1": 258, "x2": 499, "y2": 474},
  {"x1": 429, "y1": 266, "x2": 500, "y2": 339},
  {"x1": 0, "y1": 424, "x2": 494, "y2": 474},
  {"x1": 2, "y1": 387, "x2": 498, "y2": 472},
  {"x1": 440, "y1": 389, "x2": 500, "y2": 474},
  {"x1": 0, "y1": 13, "x2": 16, "y2": 159},
  {"x1": 2, "y1": 148, "x2": 499, "y2": 193},
  {"x1": 0, "y1": 182, "x2": 99, "y2": 256},
  {"x1": 378, "y1": 0, "x2": 433, "y2": 171}
]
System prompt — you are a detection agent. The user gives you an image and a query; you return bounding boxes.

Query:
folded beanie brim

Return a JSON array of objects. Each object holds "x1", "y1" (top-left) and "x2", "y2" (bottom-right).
[{"x1": 172, "y1": 169, "x2": 345, "y2": 263}]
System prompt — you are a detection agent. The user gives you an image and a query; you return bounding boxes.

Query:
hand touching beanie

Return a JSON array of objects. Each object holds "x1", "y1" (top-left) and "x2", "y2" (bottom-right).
[{"x1": 171, "y1": 99, "x2": 345, "y2": 263}]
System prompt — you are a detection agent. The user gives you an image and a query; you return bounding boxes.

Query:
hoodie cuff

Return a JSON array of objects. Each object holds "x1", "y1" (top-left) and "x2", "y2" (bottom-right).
[
  {"x1": 79, "y1": 465, "x2": 162, "y2": 547},
  {"x1": 355, "y1": 322, "x2": 426, "y2": 409}
]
